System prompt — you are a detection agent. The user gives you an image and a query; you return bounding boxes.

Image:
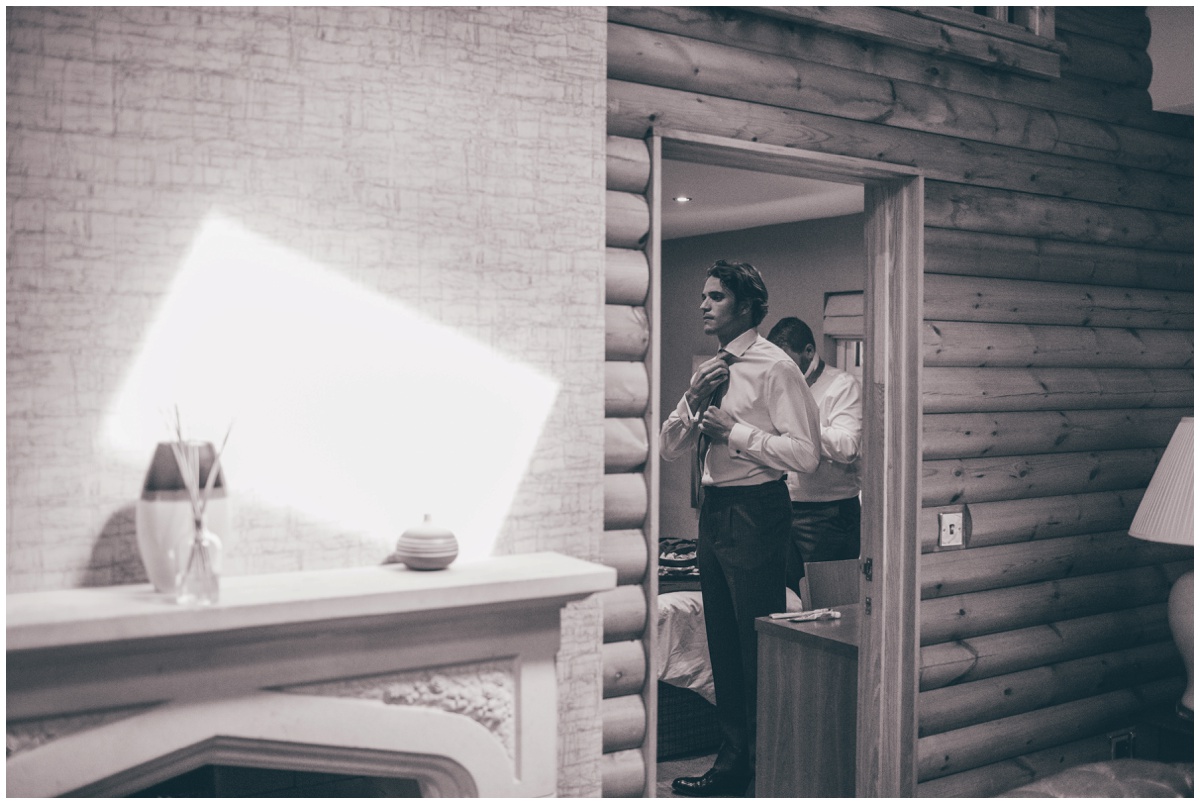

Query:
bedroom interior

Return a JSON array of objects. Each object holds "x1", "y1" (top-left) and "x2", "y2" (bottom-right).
[{"x1": 7, "y1": 6, "x2": 1194, "y2": 799}]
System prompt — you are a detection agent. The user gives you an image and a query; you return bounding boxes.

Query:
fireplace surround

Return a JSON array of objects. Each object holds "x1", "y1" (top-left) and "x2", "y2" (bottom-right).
[{"x1": 7, "y1": 552, "x2": 615, "y2": 797}]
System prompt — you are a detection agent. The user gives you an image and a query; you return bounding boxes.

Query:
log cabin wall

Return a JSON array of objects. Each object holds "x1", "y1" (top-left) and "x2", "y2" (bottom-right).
[{"x1": 605, "y1": 6, "x2": 1192, "y2": 797}]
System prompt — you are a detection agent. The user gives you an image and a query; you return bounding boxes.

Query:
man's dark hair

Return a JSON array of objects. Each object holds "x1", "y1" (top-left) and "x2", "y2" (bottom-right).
[
  {"x1": 707, "y1": 260, "x2": 769, "y2": 327},
  {"x1": 767, "y1": 316, "x2": 816, "y2": 354}
]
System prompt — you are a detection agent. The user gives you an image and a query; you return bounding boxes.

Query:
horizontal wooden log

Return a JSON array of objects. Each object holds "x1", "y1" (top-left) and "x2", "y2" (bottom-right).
[
  {"x1": 893, "y1": 6, "x2": 1061, "y2": 50},
  {"x1": 600, "y1": 748, "x2": 645, "y2": 797},
  {"x1": 1058, "y1": 28, "x2": 1152, "y2": 89},
  {"x1": 605, "y1": 418, "x2": 649, "y2": 474},
  {"x1": 923, "y1": 228, "x2": 1194, "y2": 291},
  {"x1": 922, "y1": 408, "x2": 1189, "y2": 461},
  {"x1": 920, "y1": 603, "x2": 1172, "y2": 691},
  {"x1": 603, "y1": 640, "x2": 647, "y2": 698},
  {"x1": 747, "y1": 6, "x2": 1063, "y2": 77},
  {"x1": 600, "y1": 584, "x2": 649, "y2": 643},
  {"x1": 925, "y1": 273, "x2": 1194, "y2": 329},
  {"x1": 608, "y1": 27, "x2": 1192, "y2": 175},
  {"x1": 605, "y1": 361, "x2": 649, "y2": 418},
  {"x1": 922, "y1": 448, "x2": 1161, "y2": 507},
  {"x1": 921, "y1": 368, "x2": 1193, "y2": 415},
  {"x1": 920, "y1": 489, "x2": 1148, "y2": 552},
  {"x1": 916, "y1": 677, "x2": 1184, "y2": 781},
  {"x1": 605, "y1": 305, "x2": 649, "y2": 361},
  {"x1": 606, "y1": 247, "x2": 649, "y2": 305},
  {"x1": 918, "y1": 641, "x2": 1182, "y2": 737},
  {"x1": 916, "y1": 733, "x2": 1119, "y2": 797},
  {"x1": 924, "y1": 322, "x2": 1194, "y2": 369},
  {"x1": 1056, "y1": 7, "x2": 1150, "y2": 49},
  {"x1": 602, "y1": 694, "x2": 648, "y2": 752},
  {"x1": 601, "y1": 528, "x2": 649, "y2": 586},
  {"x1": 607, "y1": 135, "x2": 651, "y2": 193},
  {"x1": 606, "y1": 190, "x2": 649, "y2": 249},
  {"x1": 604, "y1": 472, "x2": 648, "y2": 531},
  {"x1": 921, "y1": 531, "x2": 1190, "y2": 600},
  {"x1": 610, "y1": 6, "x2": 1157, "y2": 130},
  {"x1": 607, "y1": 79, "x2": 1190, "y2": 222},
  {"x1": 920, "y1": 562, "x2": 1187, "y2": 646},
  {"x1": 925, "y1": 182, "x2": 1193, "y2": 253}
]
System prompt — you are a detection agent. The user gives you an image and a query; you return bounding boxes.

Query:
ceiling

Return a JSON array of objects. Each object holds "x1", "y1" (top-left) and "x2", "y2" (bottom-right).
[{"x1": 661, "y1": 159, "x2": 864, "y2": 240}]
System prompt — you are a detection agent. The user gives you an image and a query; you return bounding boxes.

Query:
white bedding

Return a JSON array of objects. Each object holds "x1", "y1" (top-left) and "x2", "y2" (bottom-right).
[
  {"x1": 655, "y1": 590, "x2": 716, "y2": 704},
  {"x1": 656, "y1": 587, "x2": 804, "y2": 707}
]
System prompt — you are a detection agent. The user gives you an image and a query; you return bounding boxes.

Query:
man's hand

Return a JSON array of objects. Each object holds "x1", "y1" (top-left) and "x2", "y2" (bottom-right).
[
  {"x1": 699, "y1": 406, "x2": 734, "y2": 444},
  {"x1": 686, "y1": 356, "x2": 730, "y2": 409}
]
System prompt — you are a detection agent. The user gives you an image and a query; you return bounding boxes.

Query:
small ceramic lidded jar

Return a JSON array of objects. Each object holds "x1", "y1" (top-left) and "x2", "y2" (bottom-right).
[{"x1": 393, "y1": 514, "x2": 459, "y2": 570}]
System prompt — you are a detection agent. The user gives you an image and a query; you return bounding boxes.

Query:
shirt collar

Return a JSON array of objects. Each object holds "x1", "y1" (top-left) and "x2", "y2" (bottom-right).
[{"x1": 721, "y1": 328, "x2": 758, "y2": 359}]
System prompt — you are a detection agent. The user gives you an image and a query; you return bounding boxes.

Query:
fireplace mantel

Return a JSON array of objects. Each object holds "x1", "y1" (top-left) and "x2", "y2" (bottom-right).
[{"x1": 7, "y1": 552, "x2": 615, "y2": 797}]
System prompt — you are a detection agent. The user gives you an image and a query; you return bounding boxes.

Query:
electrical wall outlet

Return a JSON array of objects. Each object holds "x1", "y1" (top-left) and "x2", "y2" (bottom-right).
[{"x1": 938, "y1": 511, "x2": 964, "y2": 548}]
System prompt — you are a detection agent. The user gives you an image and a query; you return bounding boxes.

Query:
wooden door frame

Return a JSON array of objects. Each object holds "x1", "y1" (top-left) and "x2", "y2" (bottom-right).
[{"x1": 648, "y1": 129, "x2": 923, "y2": 797}]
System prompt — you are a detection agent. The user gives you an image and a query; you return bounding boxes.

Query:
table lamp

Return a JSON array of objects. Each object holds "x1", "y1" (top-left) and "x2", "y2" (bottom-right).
[{"x1": 1128, "y1": 416, "x2": 1193, "y2": 720}]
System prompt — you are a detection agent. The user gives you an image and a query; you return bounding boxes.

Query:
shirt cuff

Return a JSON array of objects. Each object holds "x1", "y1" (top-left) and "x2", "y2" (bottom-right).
[
  {"x1": 678, "y1": 395, "x2": 697, "y2": 427},
  {"x1": 728, "y1": 422, "x2": 751, "y2": 457}
]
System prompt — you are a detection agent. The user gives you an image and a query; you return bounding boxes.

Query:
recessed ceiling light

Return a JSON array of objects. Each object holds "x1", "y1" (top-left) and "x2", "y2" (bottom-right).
[{"x1": 674, "y1": 196, "x2": 692, "y2": 203}]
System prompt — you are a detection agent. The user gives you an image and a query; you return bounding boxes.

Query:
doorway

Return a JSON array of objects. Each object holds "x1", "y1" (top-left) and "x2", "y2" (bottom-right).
[{"x1": 646, "y1": 130, "x2": 923, "y2": 796}]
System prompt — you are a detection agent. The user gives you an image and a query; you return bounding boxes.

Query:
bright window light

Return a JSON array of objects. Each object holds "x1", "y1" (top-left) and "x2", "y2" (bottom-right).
[{"x1": 107, "y1": 213, "x2": 559, "y2": 561}]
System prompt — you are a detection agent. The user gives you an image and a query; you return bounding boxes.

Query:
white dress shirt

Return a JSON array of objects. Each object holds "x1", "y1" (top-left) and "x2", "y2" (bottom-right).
[
  {"x1": 661, "y1": 329, "x2": 821, "y2": 487},
  {"x1": 787, "y1": 359, "x2": 862, "y2": 503}
]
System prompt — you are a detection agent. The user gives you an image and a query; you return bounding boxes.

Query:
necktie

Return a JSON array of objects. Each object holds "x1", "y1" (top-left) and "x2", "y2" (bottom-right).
[{"x1": 691, "y1": 351, "x2": 734, "y2": 509}]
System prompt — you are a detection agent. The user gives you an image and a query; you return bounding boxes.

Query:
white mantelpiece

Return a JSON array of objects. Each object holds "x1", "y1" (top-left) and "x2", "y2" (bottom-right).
[{"x1": 7, "y1": 552, "x2": 615, "y2": 797}]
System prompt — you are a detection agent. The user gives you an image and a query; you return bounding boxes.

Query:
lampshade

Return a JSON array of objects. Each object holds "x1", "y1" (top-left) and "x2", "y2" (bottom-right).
[{"x1": 1129, "y1": 417, "x2": 1193, "y2": 546}]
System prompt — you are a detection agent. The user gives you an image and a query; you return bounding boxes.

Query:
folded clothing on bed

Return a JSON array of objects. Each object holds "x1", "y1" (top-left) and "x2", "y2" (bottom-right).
[{"x1": 659, "y1": 537, "x2": 700, "y2": 592}]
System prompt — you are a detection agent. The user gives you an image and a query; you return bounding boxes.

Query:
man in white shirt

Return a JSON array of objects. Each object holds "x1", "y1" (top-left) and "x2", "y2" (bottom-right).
[
  {"x1": 767, "y1": 317, "x2": 863, "y2": 601},
  {"x1": 661, "y1": 261, "x2": 821, "y2": 797}
]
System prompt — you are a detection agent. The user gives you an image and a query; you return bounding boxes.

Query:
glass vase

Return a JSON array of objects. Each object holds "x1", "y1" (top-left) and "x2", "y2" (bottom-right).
[{"x1": 176, "y1": 521, "x2": 222, "y2": 606}]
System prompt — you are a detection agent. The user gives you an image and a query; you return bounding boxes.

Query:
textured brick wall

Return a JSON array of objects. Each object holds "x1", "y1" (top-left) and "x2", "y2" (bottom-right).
[{"x1": 7, "y1": 6, "x2": 607, "y2": 794}]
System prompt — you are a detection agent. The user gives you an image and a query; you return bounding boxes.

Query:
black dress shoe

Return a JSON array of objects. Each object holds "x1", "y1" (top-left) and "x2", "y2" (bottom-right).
[{"x1": 671, "y1": 769, "x2": 751, "y2": 797}]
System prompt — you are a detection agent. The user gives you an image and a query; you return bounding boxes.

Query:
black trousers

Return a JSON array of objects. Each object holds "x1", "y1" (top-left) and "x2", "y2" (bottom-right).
[{"x1": 696, "y1": 477, "x2": 790, "y2": 780}]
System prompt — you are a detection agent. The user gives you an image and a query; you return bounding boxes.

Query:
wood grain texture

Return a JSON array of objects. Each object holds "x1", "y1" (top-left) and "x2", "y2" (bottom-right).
[
  {"x1": 599, "y1": 528, "x2": 647, "y2": 585},
  {"x1": 1058, "y1": 28, "x2": 1152, "y2": 88},
  {"x1": 918, "y1": 640, "x2": 1182, "y2": 737},
  {"x1": 923, "y1": 322, "x2": 1193, "y2": 369},
  {"x1": 601, "y1": 694, "x2": 647, "y2": 752},
  {"x1": 922, "y1": 408, "x2": 1189, "y2": 460},
  {"x1": 599, "y1": 584, "x2": 648, "y2": 644},
  {"x1": 605, "y1": 248, "x2": 649, "y2": 305},
  {"x1": 919, "y1": 562, "x2": 1188, "y2": 646},
  {"x1": 925, "y1": 183, "x2": 1193, "y2": 252},
  {"x1": 601, "y1": 640, "x2": 646, "y2": 699},
  {"x1": 604, "y1": 305, "x2": 649, "y2": 361},
  {"x1": 605, "y1": 190, "x2": 649, "y2": 249},
  {"x1": 925, "y1": 274, "x2": 1193, "y2": 328},
  {"x1": 921, "y1": 448, "x2": 1161, "y2": 506},
  {"x1": 599, "y1": 748, "x2": 644, "y2": 797},
  {"x1": 608, "y1": 80, "x2": 1189, "y2": 208},
  {"x1": 916, "y1": 733, "x2": 1120, "y2": 796},
  {"x1": 604, "y1": 362, "x2": 648, "y2": 418},
  {"x1": 603, "y1": 473, "x2": 647, "y2": 531},
  {"x1": 757, "y1": 616, "x2": 858, "y2": 797},
  {"x1": 920, "y1": 489, "x2": 1147, "y2": 552},
  {"x1": 921, "y1": 367, "x2": 1193, "y2": 415},
  {"x1": 916, "y1": 677, "x2": 1184, "y2": 780},
  {"x1": 608, "y1": 27, "x2": 1190, "y2": 174},
  {"x1": 747, "y1": 6, "x2": 1062, "y2": 77},
  {"x1": 923, "y1": 228, "x2": 1194, "y2": 291},
  {"x1": 920, "y1": 604, "x2": 1172, "y2": 691},
  {"x1": 608, "y1": 6, "x2": 1157, "y2": 128},
  {"x1": 605, "y1": 135, "x2": 650, "y2": 193},
  {"x1": 921, "y1": 532, "x2": 1190, "y2": 599}
]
